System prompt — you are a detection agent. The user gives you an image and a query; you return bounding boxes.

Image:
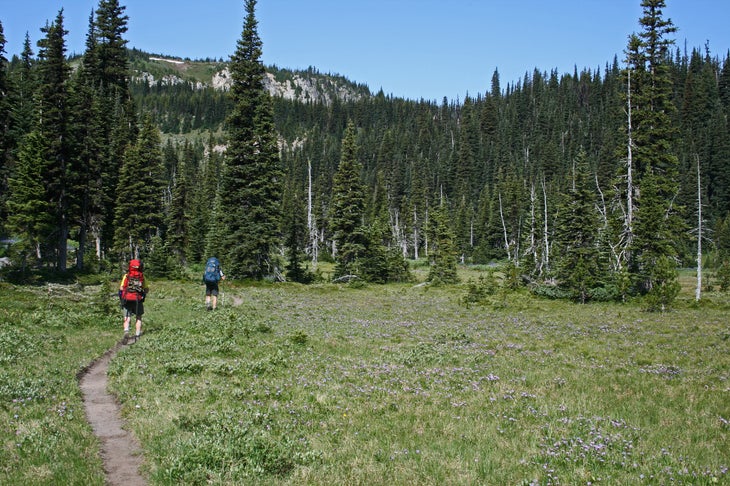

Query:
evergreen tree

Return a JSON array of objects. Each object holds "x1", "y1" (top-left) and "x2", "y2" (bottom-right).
[
  {"x1": 218, "y1": 0, "x2": 283, "y2": 278},
  {"x1": 282, "y1": 188, "x2": 312, "y2": 283},
  {"x1": 632, "y1": 169, "x2": 679, "y2": 294},
  {"x1": 94, "y1": 0, "x2": 129, "y2": 95},
  {"x1": 67, "y1": 11, "x2": 106, "y2": 269},
  {"x1": 357, "y1": 221, "x2": 411, "y2": 283},
  {"x1": 330, "y1": 121, "x2": 366, "y2": 278},
  {"x1": 112, "y1": 116, "x2": 164, "y2": 259},
  {"x1": 644, "y1": 254, "x2": 681, "y2": 311},
  {"x1": 427, "y1": 201, "x2": 459, "y2": 284},
  {"x1": 92, "y1": 0, "x2": 136, "y2": 255},
  {"x1": 165, "y1": 154, "x2": 190, "y2": 265},
  {"x1": 717, "y1": 213, "x2": 730, "y2": 262},
  {"x1": 626, "y1": 0, "x2": 683, "y2": 295},
  {"x1": 4, "y1": 34, "x2": 37, "y2": 230},
  {"x1": 0, "y1": 22, "x2": 10, "y2": 227},
  {"x1": 5, "y1": 131, "x2": 54, "y2": 269},
  {"x1": 553, "y1": 150, "x2": 602, "y2": 302},
  {"x1": 7, "y1": 33, "x2": 37, "y2": 155},
  {"x1": 36, "y1": 10, "x2": 72, "y2": 271},
  {"x1": 189, "y1": 136, "x2": 222, "y2": 263}
]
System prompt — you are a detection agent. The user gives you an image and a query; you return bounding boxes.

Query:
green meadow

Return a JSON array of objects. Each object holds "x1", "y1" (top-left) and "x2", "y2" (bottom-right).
[{"x1": 1, "y1": 266, "x2": 728, "y2": 485}]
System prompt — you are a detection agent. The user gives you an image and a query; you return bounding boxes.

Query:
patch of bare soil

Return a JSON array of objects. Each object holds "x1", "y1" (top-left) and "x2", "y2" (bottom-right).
[{"x1": 78, "y1": 343, "x2": 146, "y2": 485}]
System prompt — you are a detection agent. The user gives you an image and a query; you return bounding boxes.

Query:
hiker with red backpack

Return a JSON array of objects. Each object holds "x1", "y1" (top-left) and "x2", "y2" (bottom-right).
[{"x1": 119, "y1": 259, "x2": 148, "y2": 344}]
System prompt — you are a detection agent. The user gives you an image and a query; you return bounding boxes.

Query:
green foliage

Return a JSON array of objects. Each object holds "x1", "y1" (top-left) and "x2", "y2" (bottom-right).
[
  {"x1": 218, "y1": 0, "x2": 282, "y2": 279},
  {"x1": 112, "y1": 116, "x2": 166, "y2": 260},
  {"x1": 462, "y1": 270, "x2": 500, "y2": 305},
  {"x1": 94, "y1": 279, "x2": 730, "y2": 484},
  {"x1": 2, "y1": 0, "x2": 730, "y2": 302},
  {"x1": 643, "y1": 255, "x2": 681, "y2": 311},
  {"x1": 427, "y1": 204, "x2": 459, "y2": 284},
  {"x1": 3, "y1": 272, "x2": 730, "y2": 484},
  {"x1": 5, "y1": 131, "x2": 54, "y2": 269},
  {"x1": 355, "y1": 223, "x2": 412, "y2": 284},
  {"x1": 717, "y1": 260, "x2": 730, "y2": 292},
  {"x1": 0, "y1": 284, "x2": 118, "y2": 485},
  {"x1": 552, "y1": 150, "x2": 605, "y2": 302},
  {"x1": 331, "y1": 121, "x2": 366, "y2": 278},
  {"x1": 93, "y1": 277, "x2": 118, "y2": 316}
]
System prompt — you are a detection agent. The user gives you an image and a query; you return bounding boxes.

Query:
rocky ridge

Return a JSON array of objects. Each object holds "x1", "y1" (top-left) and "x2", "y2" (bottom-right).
[{"x1": 134, "y1": 57, "x2": 368, "y2": 105}]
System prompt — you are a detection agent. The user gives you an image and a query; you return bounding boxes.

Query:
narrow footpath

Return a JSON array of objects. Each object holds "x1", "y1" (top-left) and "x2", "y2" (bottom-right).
[{"x1": 78, "y1": 343, "x2": 147, "y2": 486}]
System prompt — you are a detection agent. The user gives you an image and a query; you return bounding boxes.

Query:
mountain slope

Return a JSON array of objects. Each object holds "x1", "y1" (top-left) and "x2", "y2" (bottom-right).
[{"x1": 129, "y1": 49, "x2": 370, "y2": 105}]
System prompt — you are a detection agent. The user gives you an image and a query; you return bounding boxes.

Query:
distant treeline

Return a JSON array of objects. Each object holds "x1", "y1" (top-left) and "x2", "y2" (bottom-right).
[{"x1": 1, "y1": 0, "x2": 729, "y2": 304}]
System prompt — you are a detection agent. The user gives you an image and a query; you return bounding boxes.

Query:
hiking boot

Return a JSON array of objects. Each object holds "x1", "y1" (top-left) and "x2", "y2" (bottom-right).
[{"x1": 122, "y1": 332, "x2": 130, "y2": 345}]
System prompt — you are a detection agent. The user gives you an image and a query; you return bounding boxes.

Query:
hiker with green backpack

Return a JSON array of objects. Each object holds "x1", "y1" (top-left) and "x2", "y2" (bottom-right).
[{"x1": 203, "y1": 256, "x2": 225, "y2": 310}]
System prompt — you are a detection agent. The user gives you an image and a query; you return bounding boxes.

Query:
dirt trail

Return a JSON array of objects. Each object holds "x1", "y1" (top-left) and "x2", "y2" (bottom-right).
[{"x1": 79, "y1": 343, "x2": 147, "y2": 485}]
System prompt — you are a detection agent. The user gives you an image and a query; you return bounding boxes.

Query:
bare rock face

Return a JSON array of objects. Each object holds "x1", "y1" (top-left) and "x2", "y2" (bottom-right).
[
  {"x1": 137, "y1": 58, "x2": 366, "y2": 105},
  {"x1": 211, "y1": 68, "x2": 231, "y2": 91}
]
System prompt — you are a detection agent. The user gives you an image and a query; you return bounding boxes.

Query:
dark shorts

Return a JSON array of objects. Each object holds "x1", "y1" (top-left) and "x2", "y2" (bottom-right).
[
  {"x1": 123, "y1": 299, "x2": 144, "y2": 317},
  {"x1": 205, "y1": 281, "x2": 219, "y2": 296}
]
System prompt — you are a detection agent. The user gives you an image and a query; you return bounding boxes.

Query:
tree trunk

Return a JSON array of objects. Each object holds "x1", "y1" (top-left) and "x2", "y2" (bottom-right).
[
  {"x1": 77, "y1": 223, "x2": 86, "y2": 270},
  {"x1": 626, "y1": 68, "x2": 634, "y2": 248},
  {"x1": 542, "y1": 176, "x2": 550, "y2": 271},
  {"x1": 499, "y1": 192, "x2": 510, "y2": 261},
  {"x1": 58, "y1": 217, "x2": 68, "y2": 272},
  {"x1": 696, "y1": 155, "x2": 702, "y2": 302},
  {"x1": 307, "y1": 160, "x2": 318, "y2": 269},
  {"x1": 413, "y1": 207, "x2": 419, "y2": 260}
]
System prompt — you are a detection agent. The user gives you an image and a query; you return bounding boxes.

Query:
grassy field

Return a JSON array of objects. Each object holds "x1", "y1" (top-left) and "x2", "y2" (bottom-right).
[{"x1": 1, "y1": 267, "x2": 729, "y2": 485}]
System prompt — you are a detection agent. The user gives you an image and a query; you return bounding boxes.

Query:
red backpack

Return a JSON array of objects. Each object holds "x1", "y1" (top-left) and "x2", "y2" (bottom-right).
[{"x1": 122, "y1": 259, "x2": 145, "y2": 301}]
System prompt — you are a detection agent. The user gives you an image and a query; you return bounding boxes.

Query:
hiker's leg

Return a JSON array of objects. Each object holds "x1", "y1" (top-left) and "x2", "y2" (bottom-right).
[
  {"x1": 205, "y1": 284, "x2": 212, "y2": 309},
  {"x1": 123, "y1": 309, "x2": 131, "y2": 333},
  {"x1": 122, "y1": 306, "x2": 132, "y2": 343},
  {"x1": 134, "y1": 302, "x2": 144, "y2": 337},
  {"x1": 211, "y1": 284, "x2": 219, "y2": 310}
]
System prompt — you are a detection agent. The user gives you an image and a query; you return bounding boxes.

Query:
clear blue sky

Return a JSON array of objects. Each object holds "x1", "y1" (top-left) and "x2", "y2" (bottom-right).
[{"x1": 2, "y1": 0, "x2": 730, "y2": 101}]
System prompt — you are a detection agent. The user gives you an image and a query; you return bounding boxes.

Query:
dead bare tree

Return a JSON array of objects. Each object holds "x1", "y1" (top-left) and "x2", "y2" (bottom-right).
[
  {"x1": 528, "y1": 181, "x2": 537, "y2": 268},
  {"x1": 625, "y1": 68, "x2": 635, "y2": 250},
  {"x1": 499, "y1": 192, "x2": 511, "y2": 261},
  {"x1": 696, "y1": 155, "x2": 702, "y2": 302},
  {"x1": 307, "y1": 160, "x2": 318, "y2": 269},
  {"x1": 542, "y1": 175, "x2": 550, "y2": 273}
]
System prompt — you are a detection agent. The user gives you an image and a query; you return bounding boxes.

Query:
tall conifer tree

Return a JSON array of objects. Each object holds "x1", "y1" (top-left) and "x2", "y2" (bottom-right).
[
  {"x1": 36, "y1": 10, "x2": 71, "y2": 271},
  {"x1": 427, "y1": 200, "x2": 459, "y2": 284},
  {"x1": 218, "y1": 0, "x2": 282, "y2": 278},
  {"x1": 6, "y1": 131, "x2": 54, "y2": 269},
  {"x1": 330, "y1": 121, "x2": 366, "y2": 278},
  {"x1": 91, "y1": 0, "x2": 135, "y2": 255},
  {"x1": 165, "y1": 154, "x2": 191, "y2": 265},
  {"x1": 0, "y1": 22, "x2": 10, "y2": 227},
  {"x1": 68, "y1": 10, "x2": 106, "y2": 269},
  {"x1": 7, "y1": 34, "x2": 36, "y2": 151},
  {"x1": 4, "y1": 34, "x2": 37, "y2": 231},
  {"x1": 112, "y1": 116, "x2": 164, "y2": 259},
  {"x1": 627, "y1": 0, "x2": 683, "y2": 296},
  {"x1": 553, "y1": 150, "x2": 602, "y2": 302}
]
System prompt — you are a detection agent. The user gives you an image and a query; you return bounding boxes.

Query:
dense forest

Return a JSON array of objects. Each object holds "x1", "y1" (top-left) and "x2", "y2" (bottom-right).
[{"x1": 1, "y1": 0, "x2": 730, "y2": 306}]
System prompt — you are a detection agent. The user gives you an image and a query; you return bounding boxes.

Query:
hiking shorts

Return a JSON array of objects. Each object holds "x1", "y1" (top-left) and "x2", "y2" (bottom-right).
[
  {"x1": 122, "y1": 299, "x2": 144, "y2": 317},
  {"x1": 205, "y1": 281, "x2": 219, "y2": 297}
]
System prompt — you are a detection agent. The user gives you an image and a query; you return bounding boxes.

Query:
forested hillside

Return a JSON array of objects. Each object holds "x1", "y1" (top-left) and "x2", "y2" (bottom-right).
[{"x1": 1, "y1": 0, "x2": 730, "y2": 304}]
